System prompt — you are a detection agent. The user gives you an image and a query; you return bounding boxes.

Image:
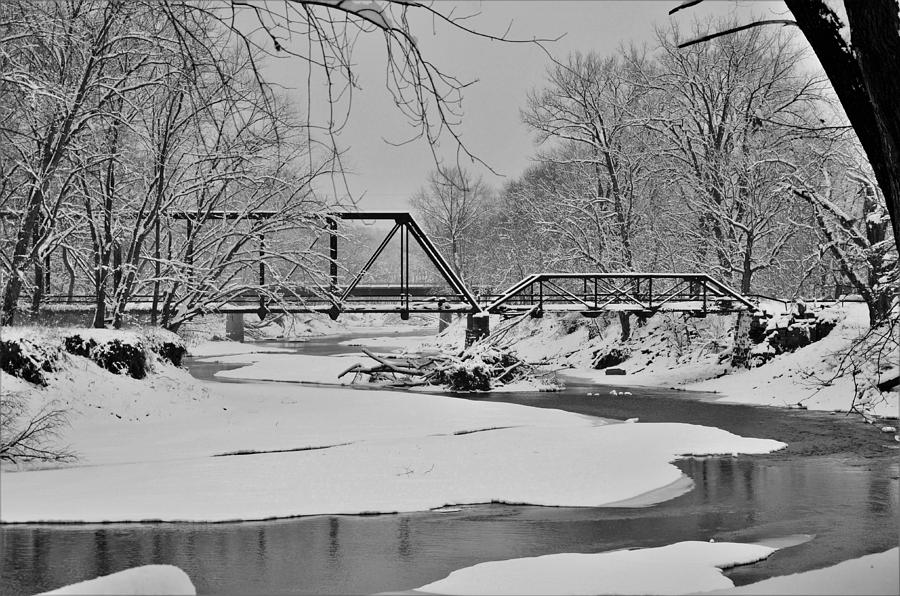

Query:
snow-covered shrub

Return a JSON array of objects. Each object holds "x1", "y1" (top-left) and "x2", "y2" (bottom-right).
[
  {"x1": 593, "y1": 347, "x2": 630, "y2": 369},
  {"x1": 141, "y1": 328, "x2": 187, "y2": 367},
  {"x1": 62, "y1": 334, "x2": 147, "y2": 378},
  {"x1": 655, "y1": 313, "x2": 698, "y2": 357},
  {"x1": 63, "y1": 334, "x2": 97, "y2": 358},
  {"x1": 0, "y1": 336, "x2": 62, "y2": 386},
  {"x1": 92, "y1": 339, "x2": 147, "y2": 379}
]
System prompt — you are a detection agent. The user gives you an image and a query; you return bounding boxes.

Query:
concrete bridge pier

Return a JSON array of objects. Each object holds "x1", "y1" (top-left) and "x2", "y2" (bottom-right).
[
  {"x1": 465, "y1": 313, "x2": 490, "y2": 347},
  {"x1": 226, "y1": 313, "x2": 245, "y2": 342}
]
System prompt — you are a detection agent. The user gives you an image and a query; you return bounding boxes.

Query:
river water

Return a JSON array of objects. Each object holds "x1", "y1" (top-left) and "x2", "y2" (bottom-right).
[{"x1": 2, "y1": 332, "x2": 898, "y2": 595}]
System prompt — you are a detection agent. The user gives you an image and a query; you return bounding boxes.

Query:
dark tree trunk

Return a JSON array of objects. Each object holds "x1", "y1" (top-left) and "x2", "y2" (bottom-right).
[
  {"x1": 32, "y1": 229, "x2": 44, "y2": 313},
  {"x1": 1, "y1": 182, "x2": 46, "y2": 325},
  {"x1": 740, "y1": 233, "x2": 754, "y2": 294},
  {"x1": 786, "y1": 0, "x2": 900, "y2": 248},
  {"x1": 62, "y1": 247, "x2": 76, "y2": 303},
  {"x1": 618, "y1": 312, "x2": 631, "y2": 341}
]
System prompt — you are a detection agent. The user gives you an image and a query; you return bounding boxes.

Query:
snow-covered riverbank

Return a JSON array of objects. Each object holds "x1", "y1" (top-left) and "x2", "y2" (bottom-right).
[
  {"x1": 414, "y1": 543, "x2": 900, "y2": 596},
  {"x1": 417, "y1": 303, "x2": 898, "y2": 421},
  {"x1": 2, "y1": 317, "x2": 897, "y2": 595},
  {"x1": 1, "y1": 329, "x2": 785, "y2": 522}
]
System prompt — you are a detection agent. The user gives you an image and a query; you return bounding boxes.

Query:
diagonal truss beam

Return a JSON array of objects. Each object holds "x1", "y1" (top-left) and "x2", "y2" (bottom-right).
[{"x1": 332, "y1": 212, "x2": 483, "y2": 314}]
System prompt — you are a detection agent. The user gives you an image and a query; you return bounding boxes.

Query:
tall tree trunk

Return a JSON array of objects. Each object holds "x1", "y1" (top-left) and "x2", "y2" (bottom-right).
[
  {"x1": 62, "y1": 247, "x2": 76, "y2": 303},
  {"x1": 31, "y1": 228, "x2": 44, "y2": 313},
  {"x1": 2, "y1": 180, "x2": 47, "y2": 325},
  {"x1": 786, "y1": 0, "x2": 900, "y2": 248},
  {"x1": 740, "y1": 232, "x2": 754, "y2": 294}
]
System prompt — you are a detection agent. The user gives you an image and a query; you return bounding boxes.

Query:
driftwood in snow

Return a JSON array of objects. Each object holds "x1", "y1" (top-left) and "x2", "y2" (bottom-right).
[{"x1": 340, "y1": 344, "x2": 551, "y2": 392}]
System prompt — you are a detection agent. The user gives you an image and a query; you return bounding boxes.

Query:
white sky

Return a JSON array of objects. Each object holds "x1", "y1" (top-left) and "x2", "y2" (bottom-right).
[{"x1": 263, "y1": 1, "x2": 793, "y2": 210}]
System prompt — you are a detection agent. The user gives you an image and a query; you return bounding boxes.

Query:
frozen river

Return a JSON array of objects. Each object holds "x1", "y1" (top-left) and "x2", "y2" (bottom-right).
[{"x1": 1, "y1": 332, "x2": 897, "y2": 595}]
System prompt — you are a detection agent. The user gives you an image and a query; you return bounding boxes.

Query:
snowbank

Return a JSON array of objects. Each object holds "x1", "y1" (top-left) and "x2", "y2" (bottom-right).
[
  {"x1": 684, "y1": 313, "x2": 898, "y2": 417},
  {"x1": 458, "y1": 305, "x2": 897, "y2": 419},
  {"x1": 416, "y1": 541, "x2": 777, "y2": 595},
  {"x1": 704, "y1": 547, "x2": 899, "y2": 595},
  {"x1": 211, "y1": 352, "x2": 367, "y2": 384},
  {"x1": 415, "y1": 543, "x2": 900, "y2": 596},
  {"x1": 187, "y1": 339, "x2": 293, "y2": 358},
  {"x1": 0, "y1": 420, "x2": 782, "y2": 522},
  {"x1": 0, "y1": 359, "x2": 784, "y2": 522},
  {"x1": 40, "y1": 564, "x2": 195, "y2": 595}
]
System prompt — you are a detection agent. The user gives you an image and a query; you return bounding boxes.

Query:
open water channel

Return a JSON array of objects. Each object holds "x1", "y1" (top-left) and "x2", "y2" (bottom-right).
[{"x1": 2, "y1": 331, "x2": 898, "y2": 595}]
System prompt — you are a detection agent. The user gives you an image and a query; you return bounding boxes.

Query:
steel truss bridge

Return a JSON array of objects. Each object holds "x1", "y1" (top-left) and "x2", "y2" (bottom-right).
[
  {"x1": 35, "y1": 211, "x2": 756, "y2": 320},
  {"x1": 483, "y1": 273, "x2": 756, "y2": 317}
]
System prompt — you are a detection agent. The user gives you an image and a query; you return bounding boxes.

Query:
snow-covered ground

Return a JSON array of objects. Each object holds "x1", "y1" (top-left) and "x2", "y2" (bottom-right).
[
  {"x1": 187, "y1": 340, "x2": 294, "y2": 358},
  {"x1": 40, "y1": 565, "x2": 195, "y2": 595},
  {"x1": 0, "y1": 350, "x2": 784, "y2": 521},
  {"x1": 429, "y1": 304, "x2": 898, "y2": 420},
  {"x1": 414, "y1": 543, "x2": 899, "y2": 596},
  {"x1": 209, "y1": 352, "x2": 369, "y2": 384},
  {"x1": 2, "y1": 313, "x2": 895, "y2": 594}
]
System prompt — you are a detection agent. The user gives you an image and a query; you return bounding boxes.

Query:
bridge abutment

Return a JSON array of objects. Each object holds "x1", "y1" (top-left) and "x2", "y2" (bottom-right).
[{"x1": 225, "y1": 313, "x2": 245, "y2": 342}]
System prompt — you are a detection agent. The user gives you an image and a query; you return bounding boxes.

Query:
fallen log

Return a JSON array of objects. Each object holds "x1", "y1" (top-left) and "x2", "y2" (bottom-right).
[{"x1": 360, "y1": 348, "x2": 425, "y2": 375}]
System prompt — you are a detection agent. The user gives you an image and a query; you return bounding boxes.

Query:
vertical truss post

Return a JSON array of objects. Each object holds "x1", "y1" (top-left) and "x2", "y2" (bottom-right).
[
  {"x1": 594, "y1": 277, "x2": 598, "y2": 308},
  {"x1": 648, "y1": 276, "x2": 653, "y2": 310},
  {"x1": 258, "y1": 232, "x2": 267, "y2": 319},
  {"x1": 328, "y1": 216, "x2": 338, "y2": 291},
  {"x1": 400, "y1": 223, "x2": 409, "y2": 319},
  {"x1": 258, "y1": 233, "x2": 266, "y2": 287},
  {"x1": 185, "y1": 218, "x2": 194, "y2": 280},
  {"x1": 703, "y1": 280, "x2": 708, "y2": 312}
]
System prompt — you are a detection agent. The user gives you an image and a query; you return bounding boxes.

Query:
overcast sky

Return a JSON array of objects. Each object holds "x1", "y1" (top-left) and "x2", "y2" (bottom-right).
[{"x1": 264, "y1": 1, "x2": 793, "y2": 211}]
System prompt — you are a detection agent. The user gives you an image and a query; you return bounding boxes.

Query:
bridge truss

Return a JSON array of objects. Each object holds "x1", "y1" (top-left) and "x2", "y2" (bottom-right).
[
  {"x1": 27, "y1": 208, "x2": 757, "y2": 322},
  {"x1": 484, "y1": 273, "x2": 756, "y2": 317},
  {"x1": 35, "y1": 211, "x2": 484, "y2": 320}
]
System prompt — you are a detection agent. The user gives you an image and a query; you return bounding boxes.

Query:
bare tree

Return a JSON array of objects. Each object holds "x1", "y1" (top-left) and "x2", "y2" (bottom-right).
[
  {"x1": 791, "y1": 143, "x2": 897, "y2": 325},
  {"x1": 671, "y1": 0, "x2": 900, "y2": 251},
  {"x1": 644, "y1": 21, "x2": 829, "y2": 293},
  {"x1": 0, "y1": 392, "x2": 74, "y2": 463},
  {"x1": 410, "y1": 166, "x2": 490, "y2": 283},
  {"x1": 0, "y1": 0, "x2": 548, "y2": 326},
  {"x1": 522, "y1": 49, "x2": 659, "y2": 272}
]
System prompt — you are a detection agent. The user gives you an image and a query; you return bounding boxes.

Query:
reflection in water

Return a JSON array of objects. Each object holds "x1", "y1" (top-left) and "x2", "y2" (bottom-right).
[
  {"x1": 3, "y1": 454, "x2": 896, "y2": 595},
  {"x1": 2, "y1": 335, "x2": 898, "y2": 595},
  {"x1": 328, "y1": 517, "x2": 340, "y2": 562}
]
